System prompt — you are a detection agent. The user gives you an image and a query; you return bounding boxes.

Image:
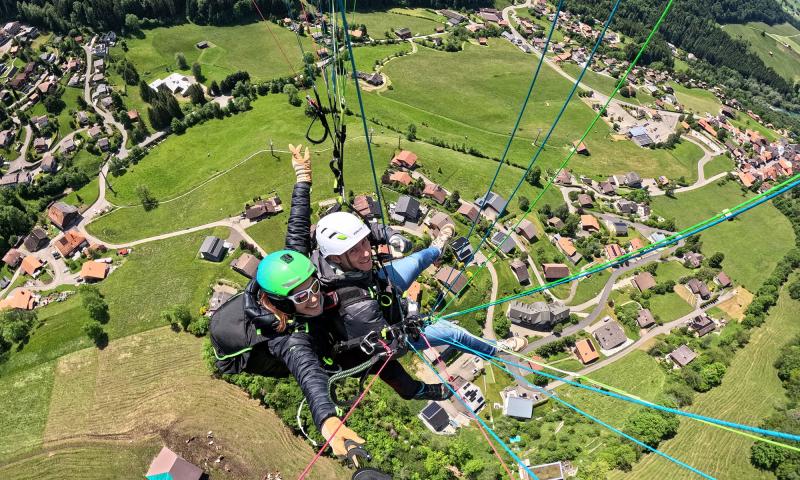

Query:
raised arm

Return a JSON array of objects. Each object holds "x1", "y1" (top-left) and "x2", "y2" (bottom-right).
[{"x1": 285, "y1": 144, "x2": 313, "y2": 255}]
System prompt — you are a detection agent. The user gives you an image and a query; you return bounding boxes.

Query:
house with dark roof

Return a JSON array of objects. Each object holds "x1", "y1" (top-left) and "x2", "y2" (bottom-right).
[
  {"x1": 392, "y1": 195, "x2": 421, "y2": 223},
  {"x1": 435, "y1": 266, "x2": 467, "y2": 294},
  {"x1": 231, "y1": 253, "x2": 259, "y2": 279},
  {"x1": 547, "y1": 217, "x2": 565, "y2": 229},
  {"x1": 503, "y1": 395, "x2": 534, "y2": 419},
  {"x1": 607, "y1": 220, "x2": 628, "y2": 236},
  {"x1": 542, "y1": 263, "x2": 569, "y2": 281},
  {"x1": 624, "y1": 172, "x2": 642, "y2": 188},
  {"x1": 509, "y1": 259, "x2": 530, "y2": 285},
  {"x1": 419, "y1": 402, "x2": 451, "y2": 432},
  {"x1": 23, "y1": 227, "x2": 49, "y2": 251},
  {"x1": 689, "y1": 314, "x2": 715, "y2": 337},
  {"x1": 637, "y1": 308, "x2": 656, "y2": 328},
  {"x1": 616, "y1": 199, "x2": 637, "y2": 214},
  {"x1": 475, "y1": 191, "x2": 508, "y2": 217},
  {"x1": 594, "y1": 321, "x2": 627, "y2": 350},
  {"x1": 48, "y1": 202, "x2": 80, "y2": 230},
  {"x1": 199, "y1": 236, "x2": 226, "y2": 262},
  {"x1": 598, "y1": 181, "x2": 615, "y2": 195},
  {"x1": 686, "y1": 278, "x2": 711, "y2": 300},
  {"x1": 715, "y1": 271, "x2": 732, "y2": 288},
  {"x1": 353, "y1": 195, "x2": 381, "y2": 219},
  {"x1": 576, "y1": 193, "x2": 593, "y2": 208},
  {"x1": 506, "y1": 301, "x2": 569, "y2": 329},
  {"x1": 515, "y1": 219, "x2": 538, "y2": 242},
  {"x1": 40, "y1": 152, "x2": 57, "y2": 173},
  {"x1": 427, "y1": 212, "x2": 453, "y2": 237},
  {"x1": 633, "y1": 271, "x2": 656, "y2": 292},
  {"x1": 2, "y1": 248, "x2": 23, "y2": 268},
  {"x1": 669, "y1": 345, "x2": 697, "y2": 367},
  {"x1": 684, "y1": 252, "x2": 704, "y2": 269},
  {"x1": 395, "y1": 27, "x2": 412, "y2": 39},
  {"x1": 490, "y1": 231, "x2": 516, "y2": 255},
  {"x1": 628, "y1": 125, "x2": 654, "y2": 147}
]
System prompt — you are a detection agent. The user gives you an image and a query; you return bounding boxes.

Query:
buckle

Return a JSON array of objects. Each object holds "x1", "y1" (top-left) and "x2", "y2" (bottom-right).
[{"x1": 359, "y1": 331, "x2": 380, "y2": 355}]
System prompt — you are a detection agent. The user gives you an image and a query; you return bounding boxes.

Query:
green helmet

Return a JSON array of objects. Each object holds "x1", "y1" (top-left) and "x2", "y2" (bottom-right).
[{"x1": 256, "y1": 250, "x2": 316, "y2": 297}]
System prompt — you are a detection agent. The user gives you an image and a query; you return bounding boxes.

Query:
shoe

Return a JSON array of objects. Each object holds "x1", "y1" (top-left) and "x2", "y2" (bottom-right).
[
  {"x1": 497, "y1": 336, "x2": 528, "y2": 352},
  {"x1": 431, "y1": 224, "x2": 455, "y2": 251},
  {"x1": 414, "y1": 383, "x2": 454, "y2": 401}
]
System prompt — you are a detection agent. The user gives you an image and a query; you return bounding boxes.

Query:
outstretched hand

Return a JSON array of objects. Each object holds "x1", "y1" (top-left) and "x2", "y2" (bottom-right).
[{"x1": 289, "y1": 143, "x2": 312, "y2": 183}]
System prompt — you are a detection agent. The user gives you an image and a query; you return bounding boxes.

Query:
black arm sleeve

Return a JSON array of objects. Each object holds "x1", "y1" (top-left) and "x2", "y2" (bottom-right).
[
  {"x1": 266, "y1": 332, "x2": 338, "y2": 430},
  {"x1": 285, "y1": 181, "x2": 313, "y2": 255}
]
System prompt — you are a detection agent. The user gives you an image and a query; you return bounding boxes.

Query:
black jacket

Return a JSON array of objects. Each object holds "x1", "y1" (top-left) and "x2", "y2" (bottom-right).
[{"x1": 210, "y1": 182, "x2": 339, "y2": 430}]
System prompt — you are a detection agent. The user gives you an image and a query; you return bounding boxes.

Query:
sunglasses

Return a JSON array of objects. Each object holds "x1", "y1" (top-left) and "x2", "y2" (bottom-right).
[{"x1": 287, "y1": 278, "x2": 321, "y2": 304}]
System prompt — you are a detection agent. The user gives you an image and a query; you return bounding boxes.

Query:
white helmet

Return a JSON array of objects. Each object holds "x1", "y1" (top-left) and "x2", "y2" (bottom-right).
[{"x1": 316, "y1": 211, "x2": 371, "y2": 257}]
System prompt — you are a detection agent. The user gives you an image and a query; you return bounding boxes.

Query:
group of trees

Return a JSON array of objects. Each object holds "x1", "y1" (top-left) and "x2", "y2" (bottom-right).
[
  {"x1": 140, "y1": 80, "x2": 184, "y2": 130},
  {"x1": 163, "y1": 304, "x2": 208, "y2": 335},
  {"x1": 0, "y1": 309, "x2": 38, "y2": 360},
  {"x1": 81, "y1": 285, "x2": 109, "y2": 347}
]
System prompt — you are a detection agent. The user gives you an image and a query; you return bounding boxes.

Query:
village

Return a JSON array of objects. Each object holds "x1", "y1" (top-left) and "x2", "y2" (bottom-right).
[{"x1": 0, "y1": 1, "x2": 799, "y2": 479}]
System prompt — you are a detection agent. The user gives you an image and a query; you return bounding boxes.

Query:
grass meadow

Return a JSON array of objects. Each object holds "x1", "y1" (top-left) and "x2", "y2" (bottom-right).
[{"x1": 721, "y1": 22, "x2": 800, "y2": 83}]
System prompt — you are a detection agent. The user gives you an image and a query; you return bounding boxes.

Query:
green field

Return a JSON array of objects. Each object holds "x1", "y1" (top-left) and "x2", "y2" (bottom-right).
[
  {"x1": 652, "y1": 181, "x2": 795, "y2": 290},
  {"x1": 670, "y1": 82, "x2": 723, "y2": 116},
  {"x1": 568, "y1": 269, "x2": 611, "y2": 306},
  {"x1": 351, "y1": 42, "x2": 411, "y2": 73},
  {"x1": 349, "y1": 10, "x2": 442, "y2": 38},
  {"x1": 703, "y1": 154, "x2": 734, "y2": 178},
  {"x1": 560, "y1": 62, "x2": 656, "y2": 107},
  {"x1": 119, "y1": 23, "x2": 312, "y2": 84},
  {"x1": 0, "y1": 362, "x2": 55, "y2": 460},
  {"x1": 729, "y1": 111, "x2": 780, "y2": 143},
  {"x1": 722, "y1": 22, "x2": 800, "y2": 83},
  {"x1": 611, "y1": 280, "x2": 800, "y2": 479},
  {"x1": 365, "y1": 40, "x2": 699, "y2": 180}
]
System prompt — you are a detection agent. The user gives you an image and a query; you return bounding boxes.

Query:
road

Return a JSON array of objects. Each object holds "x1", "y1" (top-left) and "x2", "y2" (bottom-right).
[
  {"x1": 475, "y1": 251, "x2": 499, "y2": 341},
  {"x1": 7, "y1": 123, "x2": 33, "y2": 172},
  {"x1": 82, "y1": 40, "x2": 129, "y2": 159}
]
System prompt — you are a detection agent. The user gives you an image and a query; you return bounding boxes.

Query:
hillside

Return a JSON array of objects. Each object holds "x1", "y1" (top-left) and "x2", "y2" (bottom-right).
[{"x1": 722, "y1": 22, "x2": 800, "y2": 83}]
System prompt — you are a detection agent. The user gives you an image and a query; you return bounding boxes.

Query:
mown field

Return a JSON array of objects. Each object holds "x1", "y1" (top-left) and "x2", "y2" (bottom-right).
[
  {"x1": 611, "y1": 279, "x2": 800, "y2": 480},
  {"x1": 559, "y1": 62, "x2": 657, "y2": 107},
  {"x1": 722, "y1": 22, "x2": 800, "y2": 83},
  {"x1": 669, "y1": 82, "x2": 722, "y2": 116},
  {"x1": 363, "y1": 40, "x2": 701, "y2": 181},
  {"x1": 652, "y1": 181, "x2": 795, "y2": 290},
  {"x1": 0, "y1": 328, "x2": 348, "y2": 480},
  {"x1": 349, "y1": 10, "x2": 443, "y2": 37},
  {"x1": 118, "y1": 22, "x2": 312, "y2": 84},
  {"x1": 703, "y1": 154, "x2": 734, "y2": 178}
]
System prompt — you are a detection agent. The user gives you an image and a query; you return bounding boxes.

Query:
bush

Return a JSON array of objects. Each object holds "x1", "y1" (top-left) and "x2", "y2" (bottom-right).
[{"x1": 83, "y1": 320, "x2": 107, "y2": 346}]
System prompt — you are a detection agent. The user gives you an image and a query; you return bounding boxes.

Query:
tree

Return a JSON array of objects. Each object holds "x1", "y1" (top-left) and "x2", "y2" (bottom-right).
[
  {"x1": 209, "y1": 80, "x2": 220, "y2": 96},
  {"x1": 282, "y1": 83, "x2": 300, "y2": 106},
  {"x1": 172, "y1": 305, "x2": 193, "y2": 331},
  {"x1": 83, "y1": 320, "x2": 106, "y2": 346},
  {"x1": 624, "y1": 409, "x2": 679, "y2": 447},
  {"x1": 137, "y1": 185, "x2": 159, "y2": 211},
  {"x1": 525, "y1": 166, "x2": 542, "y2": 186},
  {"x1": 139, "y1": 80, "x2": 155, "y2": 103},
  {"x1": 0, "y1": 309, "x2": 37, "y2": 344},
  {"x1": 462, "y1": 458, "x2": 484, "y2": 479},
  {"x1": 787, "y1": 279, "x2": 800, "y2": 300},
  {"x1": 43, "y1": 95, "x2": 66, "y2": 114},
  {"x1": 518, "y1": 195, "x2": 530, "y2": 212},
  {"x1": 751, "y1": 442, "x2": 786, "y2": 470},
  {"x1": 80, "y1": 285, "x2": 109, "y2": 323},
  {"x1": 406, "y1": 123, "x2": 417, "y2": 141},
  {"x1": 186, "y1": 83, "x2": 205, "y2": 105},
  {"x1": 494, "y1": 316, "x2": 510, "y2": 337},
  {"x1": 170, "y1": 117, "x2": 186, "y2": 134},
  {"x1": 191, "y1": 62, "x2": 204, "y2": 82},
  {"x1": 175, "y1": 52, "x2": 188, "y2": 70},
  {"x1": 708, "y1": 252, "x2": 725, "y2": 268},
  {"x1": 124, "y1": 13, "x2": 140, "y2": 33}
]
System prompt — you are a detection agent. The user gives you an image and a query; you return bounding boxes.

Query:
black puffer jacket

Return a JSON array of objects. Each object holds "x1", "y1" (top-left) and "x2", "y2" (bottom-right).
[{"x1": 210, "y1": 181, "x2": 338, "y2": 430}]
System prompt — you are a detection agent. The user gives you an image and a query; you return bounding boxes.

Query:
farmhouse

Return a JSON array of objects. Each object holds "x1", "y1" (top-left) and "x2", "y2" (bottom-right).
[
  {"x1": 24, "y1": 227, "x2": 49, "y2": 251},
  {"x1": 393, "y1": 195, "x2": 421, "y2": 223},
  {"x1": 80, "y1": 261, "x2": 109, "y2": 282},
  {"x1": 199, "y1": 236, "x2": 226, "y2": 262},
  {"x1": 231, "y1": 253, "x2": 259, "y2": 279},
  {"x1": 509, "y1": 259, "x2": 530, "y2": 285},
  {"x1": 576, "y1": 193, "x2": 593, "y2": 208},
  {"x1": 686, "y1": 278, "x2": 711, "y2": 299},
  {"x1": 2, "y1": 248, "x2": 23, "y2": 268},
  {"x1": 632, "y1": 271, "x2": 656, "y2": 292},
  {"x1": 506, "y1": 301, "x2": 569, "y2": 329},
  {"x1": 637, "y1": 308, "x2": 656, "y2": 328},
  {"x1": 391, "y1": 150, "x2": 418, "y2": 169},
  {"x1": 594, "y1": 321, "x2": 627, "y2": 350},
  {"x1": 542, "y1": 263, "x2": 569, "y2": 280},
  {"x1": 574, "y1": 338, "x2": 599, "y2": 364},
  {"x1": 689, "y1": 314, "x2": 716, "y2": 337},
  {"x1": 456, "y1": 202, "x2": 478, "y2": 222},
  {"x1": 515, "y1": 219, "x2": 538, "y2": 242},
  {"x1": 395, "y1": 27, "x2": 412, "y2": 39},
  {"x1": 435, "y1": 266, "x2": 467, "y2": 294},
  {"x1": 353, "y1": 195, "x2": 381, "y2": 219},
  {"x1": 48, "y1": 201, "x2": 80, "y2": 230},
  {"x1": 54, "y1": 229, "x2": 87, "y2": 258},
  {"x1": 669, "y1": 345, "x2": 697, "y2": 367},
  {"x1": 145, "y1": 446, "x2": 202, "y2": 480}
]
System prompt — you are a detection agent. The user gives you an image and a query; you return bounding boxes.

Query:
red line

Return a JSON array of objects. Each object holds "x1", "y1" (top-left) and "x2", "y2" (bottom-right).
[
  {"x1": 298, "y1": 341, "x2": 392, "y2": 479},
  {"x1": 419, "y1": 332, "x2": 515, "y2": 480},
  {"x1": 251, "y1": 0, "x2": 299, "y2": 77}
]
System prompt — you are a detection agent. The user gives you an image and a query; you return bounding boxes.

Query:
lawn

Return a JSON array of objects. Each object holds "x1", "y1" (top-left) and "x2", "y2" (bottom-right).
[
  {"x1": 564, "y1": 268, "x2": 611, "y2": 306},
  {"x1": 610, "y1": 279, "x2": 800, "y2": 480},
  {"x1": 648, "y1": 290, "x2": 694, "y2": 323},
  {"x1": 729, "y1": 111, "x2": 780, "y2": 143},
  {"x1": 652, "y1": 181, "x2": 795, "y2": 290},
  {"x1": 560, "y1": 62, "x2": 656, "y2": 107},
  {"x1": 721, "y1": 22, "x2": 800, "y2": 83},
  {"x1": 703, "y1": 154, "x2": 734, "y2": 178},
  {"x1": 55, "y1": 87, "x2": 84, "y2": 138},
  {"x1": 351, "y1": 42, "x2": 411, "y2": 73},
  {"x1": 669, "y1": 82, "x2": 722, "y2": 116},
  {"x1": 118, "y1": 22, "x2": 312, "y2": 84},
  {"x1": 0, "y1": 362, "x2": 55, "y2": 460},
  {"x1": 0, "y1": 328, "x2": 349, "y2": 479},
  {"x1": 665, "y1": 140, "x2": 704, "y2": 183},
  {"x1": 364, "y1": 40, "x2": 698, "y2": 181},
  {"x1": 348, "y1": 10, "x2": 443, "y2": 38}
]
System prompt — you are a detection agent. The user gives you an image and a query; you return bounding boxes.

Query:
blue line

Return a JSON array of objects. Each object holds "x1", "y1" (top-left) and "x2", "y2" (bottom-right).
[
  {"x1": 438, "y1": 176, "x2": 800, "y2": 320},
  {"x1": 432, "y1": 0, "x2": 622, "y2": 315},
  {"x1": 425, "y1": 332, "x2": 800, "y2": 444},
  {"x1": 431, "y1": 0, "x2": 566, "y2": 312},
  {"x1": 439, "y1": 337, "x2": 717, "y2": 479},
  {"x1": 407, "y1": 340, "x2": 539, "y2": 480}
]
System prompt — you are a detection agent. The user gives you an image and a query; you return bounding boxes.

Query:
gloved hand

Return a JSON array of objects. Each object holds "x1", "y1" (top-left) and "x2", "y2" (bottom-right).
[
  {"x1": 289, "y1": 143, "x2": 312, "y2": 183},
  {"x1": 321, "y1": 417, "x2": 365, "y2": 457}
]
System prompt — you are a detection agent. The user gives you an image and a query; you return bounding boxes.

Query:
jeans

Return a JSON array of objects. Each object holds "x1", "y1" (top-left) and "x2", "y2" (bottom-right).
[
  {"x1": 378, "y1": 246, "x2": 442, "y2": 292},
  {"x1": 376, "y1": 247, "x2": 498, "y2": 357}
]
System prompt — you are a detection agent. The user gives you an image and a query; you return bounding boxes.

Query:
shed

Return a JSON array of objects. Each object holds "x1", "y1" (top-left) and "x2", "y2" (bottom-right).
[
  {"x1": 199, "y1": 236, "x2": 226, "y2": 262},
  {"x1": 145, "y1": 446, "x2": 203, "y2": 480},
  {"x1": 503, "y1": 395, "x2": 534, "y2": 419}
]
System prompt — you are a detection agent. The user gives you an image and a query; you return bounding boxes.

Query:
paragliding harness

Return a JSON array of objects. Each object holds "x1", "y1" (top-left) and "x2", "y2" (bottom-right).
[{"x1": 304, "y1": 87, "x2": 348, "y2": 199}]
